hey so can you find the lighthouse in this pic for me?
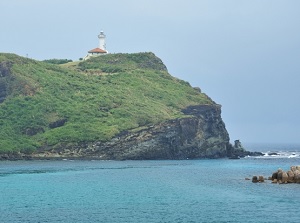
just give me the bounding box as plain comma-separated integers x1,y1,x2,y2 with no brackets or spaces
98,31,106,51
84,31,108,60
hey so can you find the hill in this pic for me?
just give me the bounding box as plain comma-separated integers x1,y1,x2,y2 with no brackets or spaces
0,52,235,160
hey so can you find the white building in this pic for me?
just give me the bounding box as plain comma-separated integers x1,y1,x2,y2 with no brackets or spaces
84,31,108,60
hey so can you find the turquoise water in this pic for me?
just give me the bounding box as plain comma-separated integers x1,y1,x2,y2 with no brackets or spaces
1,158,300,223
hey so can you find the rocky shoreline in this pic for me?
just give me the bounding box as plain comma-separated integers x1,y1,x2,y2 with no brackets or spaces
0,151,264,161
0,144,263,161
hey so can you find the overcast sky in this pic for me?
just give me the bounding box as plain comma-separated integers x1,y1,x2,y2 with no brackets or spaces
1,0,300,144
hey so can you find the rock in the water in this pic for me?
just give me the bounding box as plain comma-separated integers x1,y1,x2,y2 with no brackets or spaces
293,170,300,183
272,172,278,181
261,166,300,184
252,176,258,183
281,172,288,184
258,176,265,183
287,171,295,183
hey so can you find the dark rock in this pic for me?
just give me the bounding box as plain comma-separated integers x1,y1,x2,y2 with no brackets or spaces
0,154,9,160
234,150,264,157
226,139,264,158
268,152,278,156
0,152,30,161
247,151,264,156
227,139,263,158
272,172,278,180
193,87,201,93
252,176,258,183
49,118,67,129
234,140,243,150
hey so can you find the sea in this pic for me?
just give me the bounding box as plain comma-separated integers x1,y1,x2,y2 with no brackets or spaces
0,144,300,223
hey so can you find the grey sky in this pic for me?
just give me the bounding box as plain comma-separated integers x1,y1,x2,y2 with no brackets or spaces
1,0,300,144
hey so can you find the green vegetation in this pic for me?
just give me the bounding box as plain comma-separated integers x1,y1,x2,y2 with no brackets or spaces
0,52,213,153
43,59,73,65
78,52,167,73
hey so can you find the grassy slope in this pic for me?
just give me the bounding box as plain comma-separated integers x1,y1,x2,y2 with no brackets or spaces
0,52,213,153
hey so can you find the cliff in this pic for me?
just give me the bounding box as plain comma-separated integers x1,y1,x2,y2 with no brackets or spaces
31,105,231,160
0,52,238,160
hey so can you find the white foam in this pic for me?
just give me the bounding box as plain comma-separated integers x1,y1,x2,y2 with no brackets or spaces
252,151,300,159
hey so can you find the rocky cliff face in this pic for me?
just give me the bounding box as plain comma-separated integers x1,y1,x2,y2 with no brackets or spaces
32,104,233,160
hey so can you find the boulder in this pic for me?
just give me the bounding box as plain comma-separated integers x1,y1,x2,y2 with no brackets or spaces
293,170,300,177
49,118,67,129
258,176,264,183
277,171,283,182
291,166,296,172
282,172,288,184
295,173,300,183
272,172,278,181
252,176,259,183
287,171,295,183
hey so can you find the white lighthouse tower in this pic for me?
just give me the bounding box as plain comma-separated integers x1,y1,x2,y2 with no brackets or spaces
98,31,106,51
84,31,108,60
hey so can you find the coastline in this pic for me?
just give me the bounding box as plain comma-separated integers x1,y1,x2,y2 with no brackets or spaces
3,143,300,162
0,150,264,161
